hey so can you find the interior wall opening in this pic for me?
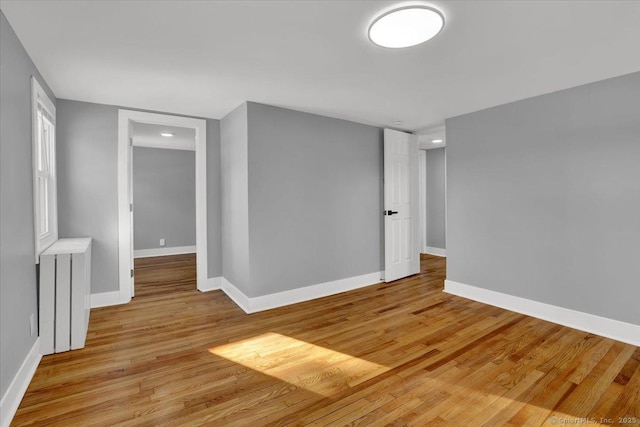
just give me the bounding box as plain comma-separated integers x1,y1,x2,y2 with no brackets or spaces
131,122,197,295
117,109,208,303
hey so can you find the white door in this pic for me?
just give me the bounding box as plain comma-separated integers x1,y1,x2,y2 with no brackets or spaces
384,129,419,282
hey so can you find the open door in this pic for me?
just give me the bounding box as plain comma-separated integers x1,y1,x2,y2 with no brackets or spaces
384,129,419,282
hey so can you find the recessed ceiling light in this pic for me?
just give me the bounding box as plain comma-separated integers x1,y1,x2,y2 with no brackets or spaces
368,6,445,49
161,133,174,137
432,139,443,143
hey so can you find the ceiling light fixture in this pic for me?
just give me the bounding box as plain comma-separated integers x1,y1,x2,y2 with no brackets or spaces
432,139,443,143
393,119,404,125
161,133,174,137
368,6,444,49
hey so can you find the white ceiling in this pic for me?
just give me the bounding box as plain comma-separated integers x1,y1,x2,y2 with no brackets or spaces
131,122,195,151
2,1,639,131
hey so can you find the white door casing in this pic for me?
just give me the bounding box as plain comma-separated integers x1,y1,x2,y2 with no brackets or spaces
419,150,427,254
128,132,135,297
384,129,420,282
117,110,207,303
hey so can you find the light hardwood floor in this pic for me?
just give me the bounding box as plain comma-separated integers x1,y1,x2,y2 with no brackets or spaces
12,254,640,426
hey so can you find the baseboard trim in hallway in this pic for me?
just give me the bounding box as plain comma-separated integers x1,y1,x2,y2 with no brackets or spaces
133,246,196,259
423,246,446,257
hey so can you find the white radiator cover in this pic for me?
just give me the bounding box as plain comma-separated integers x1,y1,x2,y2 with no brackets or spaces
39,238,92,355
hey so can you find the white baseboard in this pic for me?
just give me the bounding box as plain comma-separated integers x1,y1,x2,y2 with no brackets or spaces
423,246,446,257
91,290,127,308
444,280,640,347
0,338,41,427
220,272,383,314
200,276,222,292
221,278,252,312
133,245,196,258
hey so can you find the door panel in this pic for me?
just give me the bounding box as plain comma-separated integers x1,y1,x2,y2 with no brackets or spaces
384,129,419,282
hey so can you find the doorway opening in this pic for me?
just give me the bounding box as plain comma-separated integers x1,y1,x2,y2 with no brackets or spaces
417,125,447,259
117,110,207,303
131,122,197,295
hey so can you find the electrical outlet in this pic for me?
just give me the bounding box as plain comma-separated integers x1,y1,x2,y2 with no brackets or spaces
30,313,36,336
159,238,166,247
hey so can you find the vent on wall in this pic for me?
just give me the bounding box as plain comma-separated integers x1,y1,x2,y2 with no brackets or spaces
39,238,92,354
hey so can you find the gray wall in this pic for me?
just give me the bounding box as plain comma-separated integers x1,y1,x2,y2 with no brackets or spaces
446,71,640,326
0,11,56,397
220,103,251,293
425,147,446,250
133,147,196,250
246,102,384,297
207,120,222,278
57,100,223,294
57,100,120,295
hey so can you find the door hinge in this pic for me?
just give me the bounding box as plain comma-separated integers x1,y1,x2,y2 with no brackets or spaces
130,203,133,212
130,269,135,278
129,137,133,146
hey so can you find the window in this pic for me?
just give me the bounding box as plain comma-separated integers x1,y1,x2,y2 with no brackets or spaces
32,77,58,261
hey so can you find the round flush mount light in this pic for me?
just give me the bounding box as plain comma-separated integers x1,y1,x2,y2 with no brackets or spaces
161,133,174,137
368,5,445,48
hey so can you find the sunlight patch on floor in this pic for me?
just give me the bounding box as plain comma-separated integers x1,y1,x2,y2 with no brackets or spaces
209,332,389,397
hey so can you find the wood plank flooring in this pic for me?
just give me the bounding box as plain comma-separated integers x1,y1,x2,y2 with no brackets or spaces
12,254,640,426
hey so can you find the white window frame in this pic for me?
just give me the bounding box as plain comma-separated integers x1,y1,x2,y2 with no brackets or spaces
32,76,58,262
